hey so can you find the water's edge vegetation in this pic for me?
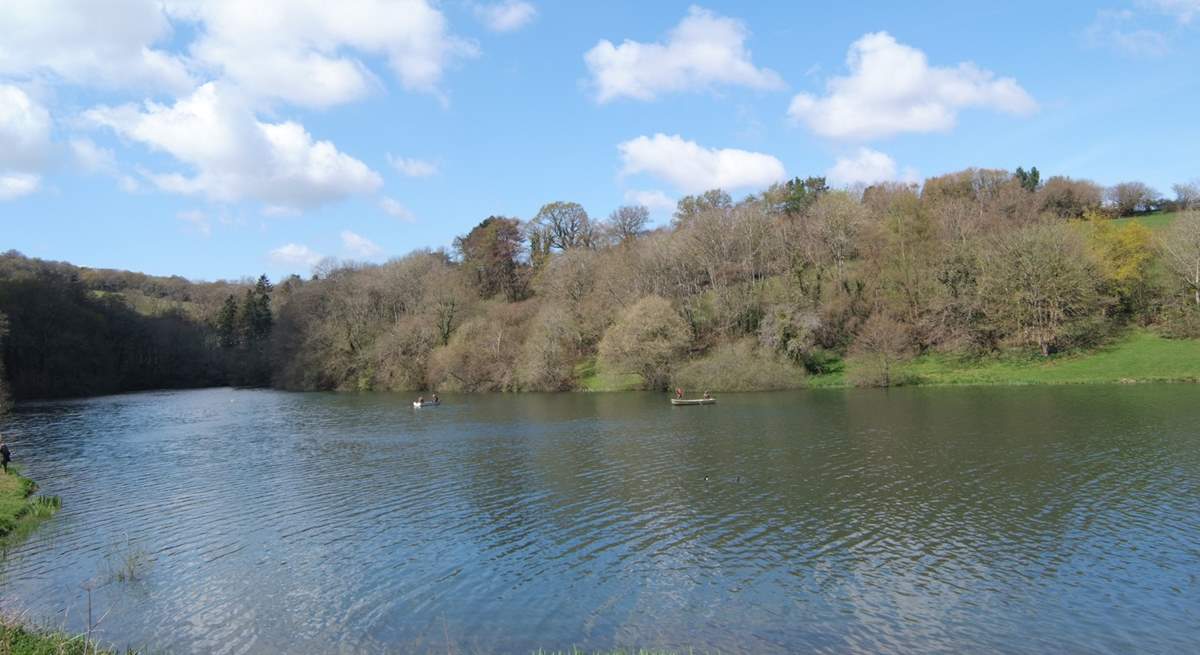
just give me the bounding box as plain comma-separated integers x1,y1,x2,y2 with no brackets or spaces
2,173,1200,407
0,468,59,548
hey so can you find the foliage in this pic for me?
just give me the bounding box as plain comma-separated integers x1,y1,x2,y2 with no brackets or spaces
976,223,1109,356
1014,165,1041,192
598,296,691,390
454,216,529,300
673,339,806,391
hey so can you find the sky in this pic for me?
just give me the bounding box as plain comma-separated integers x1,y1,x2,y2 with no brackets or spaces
2,0,1199,281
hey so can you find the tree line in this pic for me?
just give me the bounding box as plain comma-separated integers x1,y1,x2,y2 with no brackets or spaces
2,168,1200,405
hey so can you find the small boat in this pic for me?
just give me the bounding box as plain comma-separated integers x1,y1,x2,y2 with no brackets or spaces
671,398,715,406
413,400,440,408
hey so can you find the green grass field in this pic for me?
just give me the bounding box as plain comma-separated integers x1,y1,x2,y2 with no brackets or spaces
896,330,1200,386
574,359,645,392
1113,211,1180,231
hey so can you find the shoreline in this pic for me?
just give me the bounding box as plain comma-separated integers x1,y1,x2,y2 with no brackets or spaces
0,467,59,548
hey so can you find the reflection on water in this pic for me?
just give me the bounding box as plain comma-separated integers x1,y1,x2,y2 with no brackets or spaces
1,387,1198,653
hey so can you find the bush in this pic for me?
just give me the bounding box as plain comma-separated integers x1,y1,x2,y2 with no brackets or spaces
598,296,691,390
673,339,806,391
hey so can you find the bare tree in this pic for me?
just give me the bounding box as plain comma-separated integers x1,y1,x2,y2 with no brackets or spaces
606,205,649,244
529,201,594,251
1159,211,1200,306
1173,180,1200,210
1106,181,1160,216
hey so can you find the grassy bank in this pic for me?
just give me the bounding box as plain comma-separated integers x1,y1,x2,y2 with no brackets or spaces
809,330,1200,388
0,468,60,546
0,617,120,655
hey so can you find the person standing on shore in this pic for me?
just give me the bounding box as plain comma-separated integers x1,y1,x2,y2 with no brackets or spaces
0,436,10,474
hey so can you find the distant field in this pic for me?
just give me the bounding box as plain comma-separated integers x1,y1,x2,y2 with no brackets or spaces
1114,211,1180,231
896,330,1200,386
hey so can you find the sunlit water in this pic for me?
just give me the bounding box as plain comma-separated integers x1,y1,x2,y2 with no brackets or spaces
1,387,1198,654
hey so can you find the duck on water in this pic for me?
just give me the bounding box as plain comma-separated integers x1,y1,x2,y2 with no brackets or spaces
413,393,440,408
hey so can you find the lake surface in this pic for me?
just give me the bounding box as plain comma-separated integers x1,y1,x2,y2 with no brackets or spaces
1,386,1198,654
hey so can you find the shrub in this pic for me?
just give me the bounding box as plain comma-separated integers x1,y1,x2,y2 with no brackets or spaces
673,339,806,391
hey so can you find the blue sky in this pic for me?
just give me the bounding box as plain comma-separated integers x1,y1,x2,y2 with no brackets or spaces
2,0,1198,281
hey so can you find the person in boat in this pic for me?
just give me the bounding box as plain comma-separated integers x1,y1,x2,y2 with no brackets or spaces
416,395,424,405
675,387,684,399
432,393,439,404
703,391,711,400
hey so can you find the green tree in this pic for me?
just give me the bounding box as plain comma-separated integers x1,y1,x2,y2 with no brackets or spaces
216,295,239,348
977,223,1107,356
598,296,691,390
774,176,829,215
1015,166,1041,192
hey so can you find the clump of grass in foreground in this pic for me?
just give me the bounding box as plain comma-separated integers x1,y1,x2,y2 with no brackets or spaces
0,467,61,547
0,615,123,655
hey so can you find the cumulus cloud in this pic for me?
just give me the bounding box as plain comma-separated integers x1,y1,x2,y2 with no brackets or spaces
788,32,1036,140
387,154,438,177
1140,0,1200,23
0,0,193,92
177,209,211,237
474,1,537,32
70,138,117,173
269,243,323,268
341,230,384,258
165,0,476,107
618,133,785,194
379,196,416,222
85,83,382,211
624,189,676,213
826,148,918,188
584,6,784,103
0,85,51,200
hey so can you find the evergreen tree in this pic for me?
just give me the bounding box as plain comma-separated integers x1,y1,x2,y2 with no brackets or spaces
216,295,239,348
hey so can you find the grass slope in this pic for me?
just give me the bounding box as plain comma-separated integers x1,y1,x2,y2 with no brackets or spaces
1113,211,1179,231
574,359,644,392
900,330,1200,386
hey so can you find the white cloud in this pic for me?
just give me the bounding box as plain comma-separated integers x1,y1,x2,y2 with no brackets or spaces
0,85,51,200
341,230,384,258
826,148,918,187
618,133,785,194
1140,0,1200,23
387,154,438,177
788,32,1036,140
584,6,784,103
623,189,676,213
70,138,117,174
0,174,40,200
269,243,323,268
379,196,416,222
86,83,382,211
1085,10,1169,57
474,1,537,33
0,0,193,92
165,0,477,107
177,209,211,237
0,85,52,173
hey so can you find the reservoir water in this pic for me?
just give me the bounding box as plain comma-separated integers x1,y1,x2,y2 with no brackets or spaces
1,386,1198,653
